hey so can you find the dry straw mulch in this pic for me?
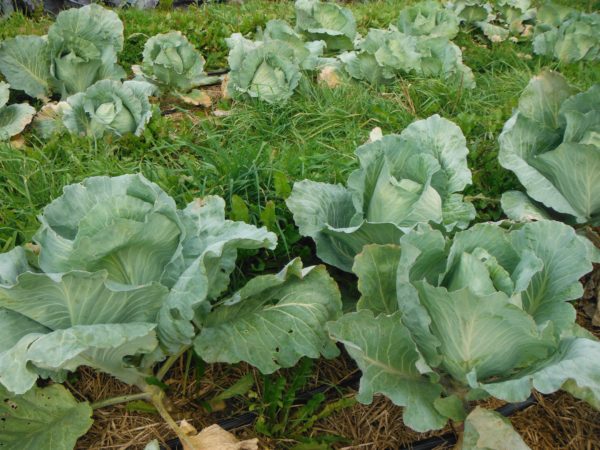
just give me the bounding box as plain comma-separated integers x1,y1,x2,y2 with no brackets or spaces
74,267,600,449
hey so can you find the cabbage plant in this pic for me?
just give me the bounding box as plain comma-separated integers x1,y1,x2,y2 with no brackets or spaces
136,31,218,94
287,115,475,271
0,81,36,141
449,0,536,42
0,174,342,446
499,71,600,225
62,79,156,138
328,220,600,444
257,19,326,71
533,5,600,63
396,0,460,40
295,0,357,52
340,27,474,87
225,33,302,104
0,4,125,100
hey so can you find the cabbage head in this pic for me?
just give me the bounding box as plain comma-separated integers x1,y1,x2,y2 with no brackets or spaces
396,0,460,40
450,0,536,42
0,174,342,397
0,4,125,100
226,33,302,104
63,79,156,138
340,27,474,87
294,0,357,52
138,31,213,93
533,6,600,63
0,81,36,141
328,220,600,443
499,71,600,225
257,19,326,71
287,115,475,271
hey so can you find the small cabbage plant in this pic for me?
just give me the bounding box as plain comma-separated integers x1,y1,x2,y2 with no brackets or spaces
533,4,600,63
450,0,536,42
294,0,357,52
287,115,475,271
225,33,303,104
62,79,156,138
135,31,219,94
396,0,460,40
499,71,600,225
0,81,36,141
0,4,125,100
328,220,600,445
0,174,342,446
340,27,474,87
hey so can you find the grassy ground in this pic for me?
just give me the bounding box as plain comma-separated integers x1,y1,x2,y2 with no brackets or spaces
1,0,600,448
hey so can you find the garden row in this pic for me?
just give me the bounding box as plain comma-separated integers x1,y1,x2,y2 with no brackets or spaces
0,0,599,141
1,64,599,448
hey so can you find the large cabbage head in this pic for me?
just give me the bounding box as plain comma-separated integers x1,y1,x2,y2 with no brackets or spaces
0,81,36,141
139,31,209,93
48,4,126,97
226,33,302,104
396,0,460,39
294,0,357,52
0,4,125,100
499,71,600,225
0,174,342,396
287,115,475,271
328,219,600,441
63,79,156,138
533,7,600,63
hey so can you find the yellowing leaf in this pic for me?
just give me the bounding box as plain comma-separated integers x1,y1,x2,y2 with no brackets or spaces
180,421,259,450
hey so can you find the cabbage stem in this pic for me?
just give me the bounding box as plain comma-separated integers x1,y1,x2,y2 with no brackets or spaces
157,345,191,381
90,392,152,410
151,389,197,449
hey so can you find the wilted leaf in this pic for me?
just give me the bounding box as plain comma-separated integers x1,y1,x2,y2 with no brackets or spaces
180,421,258,450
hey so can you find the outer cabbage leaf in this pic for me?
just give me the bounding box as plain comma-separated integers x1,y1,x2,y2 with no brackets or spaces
226,34,301,104
533,8,600,63
194,258,342,373
327,310,446,431
139,31,212,93
462,407,530,450
63,79,156,137
498,71,600,225
481,337,600,408
0,35,53,100
396,1,459,39
48,4,125,96
287,115,474,271
294,0,356,52
0,384,93,450
0,82,36,141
